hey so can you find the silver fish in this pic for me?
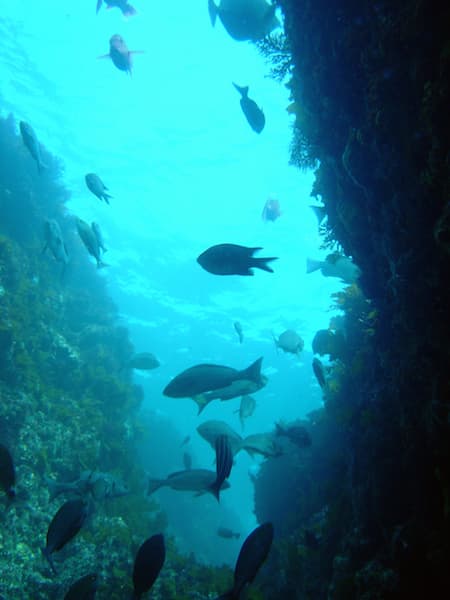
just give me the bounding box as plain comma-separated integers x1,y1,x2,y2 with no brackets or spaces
43,219,69,266
147,469,231,497
20,121,46,174
76,218,108,268
208,0,279,42
306,253,361,283
197,420,243,457
235,395,256,430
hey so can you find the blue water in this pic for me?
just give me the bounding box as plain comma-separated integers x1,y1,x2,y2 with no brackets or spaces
0,2,344,565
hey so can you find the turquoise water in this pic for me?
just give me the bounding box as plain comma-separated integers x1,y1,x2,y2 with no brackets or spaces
1,2,343,564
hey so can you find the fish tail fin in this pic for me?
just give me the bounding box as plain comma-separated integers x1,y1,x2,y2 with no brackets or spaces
147,478,163,495
208,481,221,503
208,0,218,26
232,82,248,97
251,256,278,273
306,257,322,274
240,357,263,383
41,547,56,575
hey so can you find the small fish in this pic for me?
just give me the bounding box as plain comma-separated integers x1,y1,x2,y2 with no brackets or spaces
233,84,265,133
233,321,243,344
91,222,107,254
209,435,233,502
218,527,240,539
195,376,267,414
85,173,112,204
197,421,243,457
0,444,16,499
312,357,326,388
241,433,283,459
272,329,304,355
183,451,192,470
19,121,46,173
197,244,277,276
42,499,88,574
128,352,160,370
76,218,108,268
64,573,98,600
306,253,361,283
235,395,256,430
216,522,274,599
261,198,281,222
132,534,165,600
99,34,142,75
275,423,311,449
96,0,136,17
208,0,279,41
43,219,69,266
45,470,128,502
148,469,230,497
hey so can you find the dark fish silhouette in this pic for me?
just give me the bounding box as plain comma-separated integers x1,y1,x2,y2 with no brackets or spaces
209,435,233,502
0,444,16,499
96,0,136,17
19,121,46,173
163,357,264,406
218,527,240,539
128,352,160,370
216,522,274,599
232,84,265,133
76,218,108,269
183,451,192,470
132,534,165,599
85,173,112,204
43,219,69,268
42,499,88,574
197,244,277,276
64,573,98,599
99,34,142,75
233,321,243,343
91,222,107,254
312,357,326,388
148,469,230,496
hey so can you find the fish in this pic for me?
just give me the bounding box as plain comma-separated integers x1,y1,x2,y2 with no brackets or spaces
147,469,230,496
19,121,46,173
197,244,277,276
96,0,136,17
99,34,142,75
306,252,361,283
218,527,240,539
128,352,160,370
232,84,265,133
195,376,266,413
183,452,192,470
43,219,69,266
241,433,283,459
132,534,165,600
180,435,191,447
163,357,265,413
197,420,243,457
208,0,279,42
76,218,108,268
209,435,233,502
85,173,112,204
261,198,281,222
42,499,88,574
45,470,129,502
216,522,274,599
275,423,312,448
64,573,98,600
91,222,107,254
235,395,256,430
0,444,16,499
234,321,244,344
309,205,326,225
312,357,326,388
272,329,304,355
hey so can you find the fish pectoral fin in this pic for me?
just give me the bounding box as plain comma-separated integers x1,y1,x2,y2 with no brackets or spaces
193,395,211,415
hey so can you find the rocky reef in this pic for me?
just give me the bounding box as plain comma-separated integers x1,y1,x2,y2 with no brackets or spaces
0,114,231,598
254,1,450,597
